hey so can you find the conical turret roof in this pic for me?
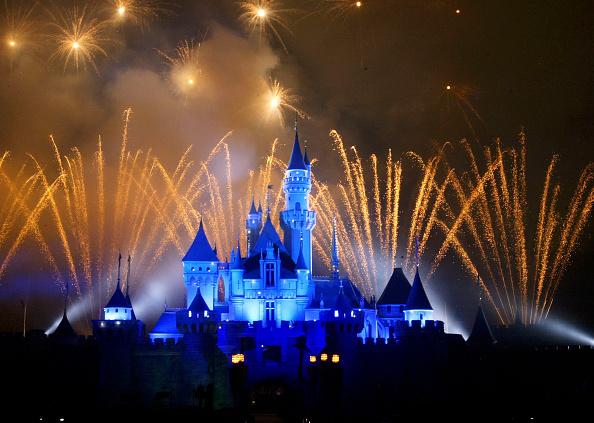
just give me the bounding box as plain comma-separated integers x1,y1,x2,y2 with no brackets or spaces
52,309,77,339
295,243,308,270
287,130,306,170
404,268,433,311
467,303,497,346
182,220,218,262
105,281,129,309
188,286,210,314
377,268,411,305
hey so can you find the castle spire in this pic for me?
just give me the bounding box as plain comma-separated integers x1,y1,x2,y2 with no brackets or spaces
287,123,306,170
331,217,340,278
117,252,122,289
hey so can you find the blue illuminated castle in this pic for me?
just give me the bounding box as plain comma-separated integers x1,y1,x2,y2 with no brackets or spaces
147,125,437,342
89,125,451,415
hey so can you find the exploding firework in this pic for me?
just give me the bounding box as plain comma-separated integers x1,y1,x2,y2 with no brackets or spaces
262,77,309,127
44,1,111,73
237,0,302,54
438,83,483,140
104,0,173,30
157,37,203,104
1,0,43,69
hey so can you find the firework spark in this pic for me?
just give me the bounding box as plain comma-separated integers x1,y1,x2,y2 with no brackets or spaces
45,1,111,73
157,38,203,104
427,133,594,324
438,83,483,140
105,0,173,30
237,0,301,54
310,0,364,20
262,77,309,127
1,0,43,69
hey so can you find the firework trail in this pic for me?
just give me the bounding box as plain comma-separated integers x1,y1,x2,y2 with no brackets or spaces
430,133,594,324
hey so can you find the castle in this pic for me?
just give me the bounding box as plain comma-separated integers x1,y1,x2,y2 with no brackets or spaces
25,125,591,421
87,125,452,411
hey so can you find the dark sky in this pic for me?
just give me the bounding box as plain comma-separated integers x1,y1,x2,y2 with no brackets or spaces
1,0,593,335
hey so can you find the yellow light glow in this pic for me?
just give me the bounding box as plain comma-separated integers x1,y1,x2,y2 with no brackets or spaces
356,1,362,7
446,85,451,90
270,98,279,107
332,354,340,363
231,353,245,364
257,8,266,17
456,9,460,14
119,7,125,15
320,353,328,361
188,79,194,84
73,42,79,48
309,355,317,363
9,41,15,46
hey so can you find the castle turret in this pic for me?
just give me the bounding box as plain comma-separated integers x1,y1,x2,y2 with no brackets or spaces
182,219,220,310
92,255,144,408
403,268,434,326
279,124,317,274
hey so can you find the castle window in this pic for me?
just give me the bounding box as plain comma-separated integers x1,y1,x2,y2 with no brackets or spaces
265,262,275,286
266,301,275,321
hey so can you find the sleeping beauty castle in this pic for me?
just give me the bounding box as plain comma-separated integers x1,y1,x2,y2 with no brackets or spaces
8,125,592,421
85,124,463,418
4,126,591,421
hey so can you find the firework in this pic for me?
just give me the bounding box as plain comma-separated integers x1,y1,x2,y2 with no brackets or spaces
262,77,309,127
237,0,301,54
309,131,453,298
438,83,483,140
427,133,594,324
1,0,43,69
308,0,364,20
45,1,111,73
104,0,173,30
157,38,203,104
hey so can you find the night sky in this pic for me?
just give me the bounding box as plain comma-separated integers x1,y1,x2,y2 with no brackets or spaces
1,0,593,335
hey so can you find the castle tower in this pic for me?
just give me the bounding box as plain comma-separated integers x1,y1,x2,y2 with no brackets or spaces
92,254,144,408
182,219,220,310
279,124,317,274
403,268,434,326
